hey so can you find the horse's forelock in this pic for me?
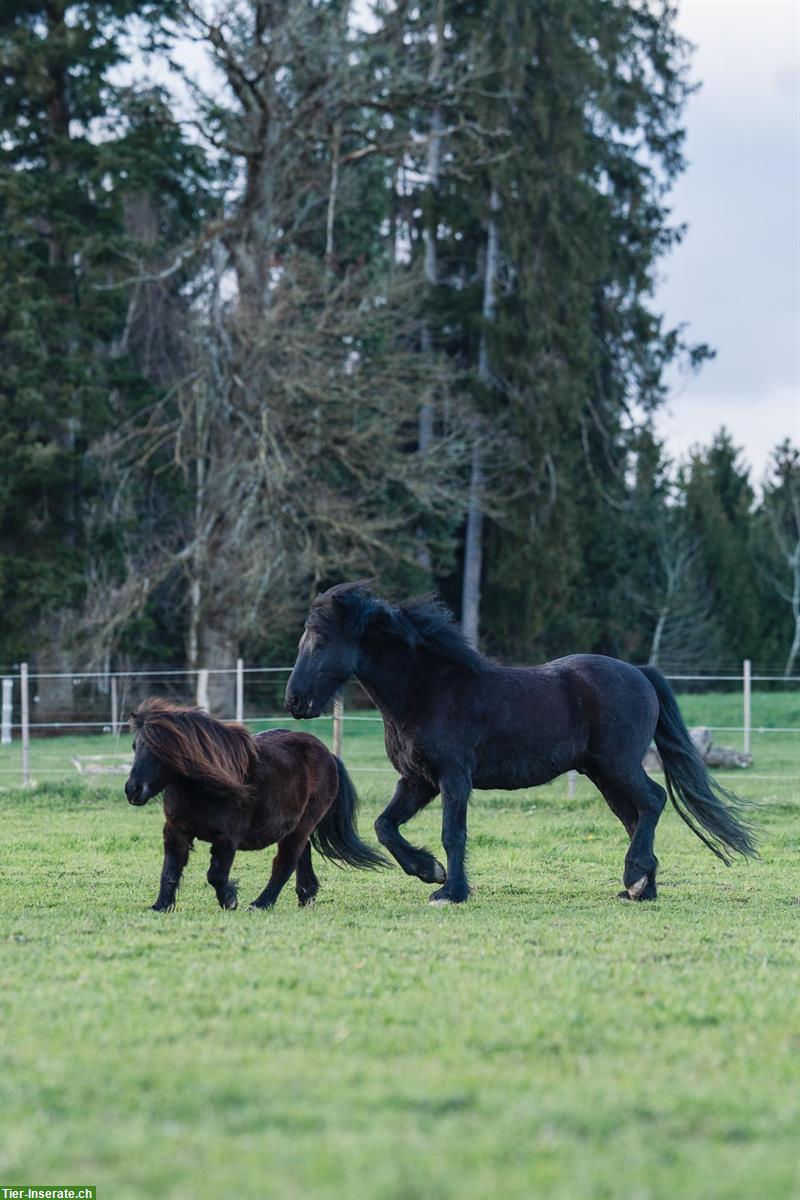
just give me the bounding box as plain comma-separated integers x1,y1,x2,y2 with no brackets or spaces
313,580,377,639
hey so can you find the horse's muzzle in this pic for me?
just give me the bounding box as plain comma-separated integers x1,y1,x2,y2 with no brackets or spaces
125,780,150,806
286,694,318,719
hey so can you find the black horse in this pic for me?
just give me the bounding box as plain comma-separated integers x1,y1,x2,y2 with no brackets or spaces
285,582,757,904
125,698,384,912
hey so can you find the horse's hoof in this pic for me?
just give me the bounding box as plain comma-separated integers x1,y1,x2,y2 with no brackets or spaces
298,896,316,908
429,884,470,905
627,875,649,900
432,860,447,884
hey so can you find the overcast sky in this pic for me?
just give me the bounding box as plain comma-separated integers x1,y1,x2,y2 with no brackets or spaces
654,0,800,478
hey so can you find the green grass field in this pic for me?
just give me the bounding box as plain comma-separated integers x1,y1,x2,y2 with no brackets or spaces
1,694,798,1200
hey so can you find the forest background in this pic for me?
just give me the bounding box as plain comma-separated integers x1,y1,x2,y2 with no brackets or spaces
2,0,798,716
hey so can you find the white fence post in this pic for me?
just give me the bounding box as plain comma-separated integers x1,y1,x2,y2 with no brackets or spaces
567,769,576,798
236,658,244,723
196,668,209,711
743,658,751,755
333,695,343,758
20,662,30,785
110,675,119,736
1,677,12,745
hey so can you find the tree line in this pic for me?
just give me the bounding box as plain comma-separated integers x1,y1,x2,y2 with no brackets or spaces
1,0,798,693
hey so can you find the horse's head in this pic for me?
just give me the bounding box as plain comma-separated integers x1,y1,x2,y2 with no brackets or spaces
125,733,170,805
285,582,372,718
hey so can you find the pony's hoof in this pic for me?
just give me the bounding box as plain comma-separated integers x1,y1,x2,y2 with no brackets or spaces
429,896,452,906
151,902,175,913
298,896,316,908
626,875,649,900
432,860,447,884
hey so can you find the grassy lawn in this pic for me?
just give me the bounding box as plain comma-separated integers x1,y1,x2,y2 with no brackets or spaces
1,695,798,1200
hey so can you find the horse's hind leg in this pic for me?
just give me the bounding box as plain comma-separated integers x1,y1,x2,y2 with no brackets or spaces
374,777,444,885
295,842,319,907
250,831,309,910
207,839,238,910
590,768,666,901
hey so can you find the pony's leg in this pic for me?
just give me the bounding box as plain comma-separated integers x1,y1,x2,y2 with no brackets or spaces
207,839,238,910
152,822,193,912
593,769,666,901
429,769,471,905
295,842,319,907
250,831,309,910
374,777,444,884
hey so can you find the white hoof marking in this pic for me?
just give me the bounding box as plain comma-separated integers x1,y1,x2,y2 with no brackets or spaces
627,875,649,900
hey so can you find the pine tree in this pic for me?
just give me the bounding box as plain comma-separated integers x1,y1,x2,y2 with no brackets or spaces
681,430,764,665
423,0,710,655
0,1,198,662
756,441,800,675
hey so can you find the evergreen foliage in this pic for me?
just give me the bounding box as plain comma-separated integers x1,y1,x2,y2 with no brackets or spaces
0,1,793,676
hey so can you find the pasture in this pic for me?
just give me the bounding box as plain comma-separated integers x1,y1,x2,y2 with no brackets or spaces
1,693,798,1200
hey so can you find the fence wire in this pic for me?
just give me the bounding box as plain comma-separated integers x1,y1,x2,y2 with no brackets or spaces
1,659,798,787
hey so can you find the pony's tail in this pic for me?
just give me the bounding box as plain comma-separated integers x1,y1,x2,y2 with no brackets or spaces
311,757,388,869
639,665,758,864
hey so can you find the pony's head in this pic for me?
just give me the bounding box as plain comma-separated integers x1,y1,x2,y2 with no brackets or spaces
285,580,481,718
126,698,255,806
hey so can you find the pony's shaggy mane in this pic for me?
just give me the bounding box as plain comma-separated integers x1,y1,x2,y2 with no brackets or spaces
131,698,256,804
313,581,484,674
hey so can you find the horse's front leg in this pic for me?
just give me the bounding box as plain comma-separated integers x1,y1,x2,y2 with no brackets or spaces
152,822,193,912
249,831,308,911
430,769,472,905
207,839,238,910
374,777,443,884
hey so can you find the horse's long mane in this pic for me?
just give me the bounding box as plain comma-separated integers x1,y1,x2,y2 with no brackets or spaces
316,581,484,674
131,698,256,804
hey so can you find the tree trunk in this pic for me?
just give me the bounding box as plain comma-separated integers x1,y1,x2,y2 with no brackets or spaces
785,551,800,676
648,606,668,666
462,184,500,646
786,609,800,677
199,624,239,716
417,0,445,573
34,648,74,725
325,119,341,273
644,727,752,771
462,443,485,646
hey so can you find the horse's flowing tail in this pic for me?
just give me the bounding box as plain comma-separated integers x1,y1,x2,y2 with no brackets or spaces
639,665,758,865
311,757,388,869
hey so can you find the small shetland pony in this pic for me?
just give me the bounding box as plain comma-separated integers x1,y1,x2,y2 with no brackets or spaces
285,582,758,905
125,698,385,912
